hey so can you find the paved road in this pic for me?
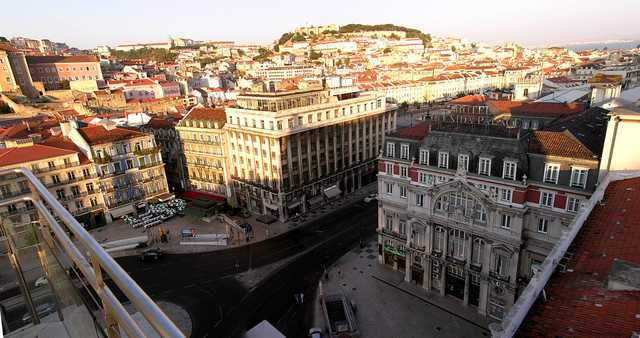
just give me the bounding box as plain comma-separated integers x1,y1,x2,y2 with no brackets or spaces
116,200,378,337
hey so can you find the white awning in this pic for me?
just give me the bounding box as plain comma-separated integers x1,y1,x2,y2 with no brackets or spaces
324,185,341,200
109,204,135,219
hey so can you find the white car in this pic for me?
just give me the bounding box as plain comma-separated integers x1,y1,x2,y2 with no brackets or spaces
35,276,48,288
309,327,322,338
363,194,377,203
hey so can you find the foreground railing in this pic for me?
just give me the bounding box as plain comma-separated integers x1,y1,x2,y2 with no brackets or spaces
0,167,185,338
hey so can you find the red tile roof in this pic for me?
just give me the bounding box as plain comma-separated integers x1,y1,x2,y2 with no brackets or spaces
449,95,487,106
77,125,146,145
520,177,640,337
387,122,430,140
528,130,597,160
41,135,90,164
0,144,77,167
489,101,585,119
183,107,226,123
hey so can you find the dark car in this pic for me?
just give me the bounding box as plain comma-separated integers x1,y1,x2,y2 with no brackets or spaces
139,249,164,262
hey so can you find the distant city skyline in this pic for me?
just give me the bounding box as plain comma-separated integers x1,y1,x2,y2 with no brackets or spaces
3,0,639,49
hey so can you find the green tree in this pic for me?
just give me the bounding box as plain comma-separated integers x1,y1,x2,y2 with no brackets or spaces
291,33,307,42
0,101,13,114
111,48,176,62
0,36,8,43
389,33,401,40
253,48,274,62
309,50,323,60
383,47,392,54
399,102,409,113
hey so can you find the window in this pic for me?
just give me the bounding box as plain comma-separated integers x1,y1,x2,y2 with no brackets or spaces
458,154,469,171
494,253,509,277
448,229,466,260
419,149,429,165
438,151,449,169
499,189,512,203
503,161,517,180
418,172,428,183
433,227,445,252
386,143,395,157
399,221,406,235
570,167,588,188
400,144,409,159
399,185,407,198
544,163,560,184
385,163,393,175
399,166,408,178
540,191,554,207
501,214,511,229
537,218,549,234
567,197,580,213
472,239,484,266
415,193,424,207
385,215,393,231
385,182,393,195
52,175,60,184
478,157,491,175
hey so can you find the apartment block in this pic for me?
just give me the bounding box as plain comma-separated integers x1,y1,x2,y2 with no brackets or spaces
175,107,230,198
26,55,103,90
60,122,171,221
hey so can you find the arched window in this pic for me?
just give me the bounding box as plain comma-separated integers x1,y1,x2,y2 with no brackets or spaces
434,191,487,224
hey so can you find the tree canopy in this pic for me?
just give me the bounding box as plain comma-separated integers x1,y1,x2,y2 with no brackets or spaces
253,47,274,62
339,24,431,46
111,48,176,62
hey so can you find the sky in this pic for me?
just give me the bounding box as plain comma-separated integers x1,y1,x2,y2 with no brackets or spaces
2,0,639,49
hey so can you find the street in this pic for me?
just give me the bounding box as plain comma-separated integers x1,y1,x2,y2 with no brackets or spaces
116,199,378,337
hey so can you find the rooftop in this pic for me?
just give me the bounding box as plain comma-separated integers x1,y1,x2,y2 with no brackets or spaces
489,101,586,119
387,122,430,140
449,95,488,106
0,144,77,167
77,125,147,145
182,107,226,123
528,130,597,160
519,177,640,337
26,55,99,64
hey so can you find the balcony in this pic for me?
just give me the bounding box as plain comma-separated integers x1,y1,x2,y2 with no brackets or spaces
0,188,32,201
139,161,164,170
379,228,408,241
0,167,185,337
32,161,81,174
133,146,161,156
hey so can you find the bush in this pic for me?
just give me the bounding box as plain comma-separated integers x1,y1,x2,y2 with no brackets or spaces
0,101,12,114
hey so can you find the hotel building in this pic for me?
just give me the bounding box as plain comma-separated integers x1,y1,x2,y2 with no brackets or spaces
224,85,397,221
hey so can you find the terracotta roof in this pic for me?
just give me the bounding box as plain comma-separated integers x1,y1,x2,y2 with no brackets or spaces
489,101,585,119
519,177,640,337
0,144,77,167
528,130,596,159
183,107,226,123
387,122,430,140
77,125,147,145
146,118,175,129
41,135,90,164
26,55,99,64
449,95,487,106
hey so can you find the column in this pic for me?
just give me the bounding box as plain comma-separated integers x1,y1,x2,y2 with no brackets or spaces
348,122,353,167
316,129,322,178
405,254,411,282
463,272,470,306
423,258,431,290
439,266,446,296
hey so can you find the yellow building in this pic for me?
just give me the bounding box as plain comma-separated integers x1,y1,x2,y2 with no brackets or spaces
60,122,172,221
175,107,229,198
0,138,106,228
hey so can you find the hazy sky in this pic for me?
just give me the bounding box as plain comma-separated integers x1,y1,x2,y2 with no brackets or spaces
2,0,639,49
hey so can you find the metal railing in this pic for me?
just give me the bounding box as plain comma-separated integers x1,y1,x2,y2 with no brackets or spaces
0,167,185,338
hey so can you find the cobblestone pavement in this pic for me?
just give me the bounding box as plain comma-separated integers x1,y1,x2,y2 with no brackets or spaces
312,237,491,338
91,182,379,256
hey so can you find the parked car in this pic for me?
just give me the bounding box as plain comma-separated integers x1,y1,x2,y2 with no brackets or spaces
363,194,377,203
139,249,164,262
309,327,322,338
34,276,48,288
22,303,56,323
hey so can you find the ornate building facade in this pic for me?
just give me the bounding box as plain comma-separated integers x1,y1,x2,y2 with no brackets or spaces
377,108,606,321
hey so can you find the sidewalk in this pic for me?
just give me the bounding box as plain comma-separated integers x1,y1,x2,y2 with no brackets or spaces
312,236,490,338
94,182,379,257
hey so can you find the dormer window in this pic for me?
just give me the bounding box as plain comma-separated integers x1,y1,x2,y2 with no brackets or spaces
438,151,449,169
386,143,395,157
458,154,469,171
478,157,491,176
400,144,409,160
503,161,517,180
419,149,429,165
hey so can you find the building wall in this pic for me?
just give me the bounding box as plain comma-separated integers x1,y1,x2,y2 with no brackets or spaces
599,109,640,181
377,129,595,321
0,51,18,92
28,61,103,90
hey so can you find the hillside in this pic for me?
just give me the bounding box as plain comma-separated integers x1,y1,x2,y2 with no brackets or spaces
275,23,431,49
